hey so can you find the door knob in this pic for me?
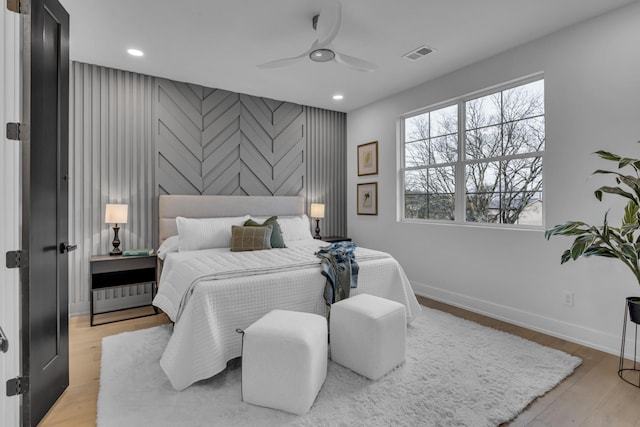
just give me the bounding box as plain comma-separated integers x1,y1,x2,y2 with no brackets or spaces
59,242,78,254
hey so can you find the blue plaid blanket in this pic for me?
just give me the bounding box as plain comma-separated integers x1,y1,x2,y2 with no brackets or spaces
315,241,359,305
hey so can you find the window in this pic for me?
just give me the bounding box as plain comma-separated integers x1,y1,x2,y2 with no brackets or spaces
401,78,544,226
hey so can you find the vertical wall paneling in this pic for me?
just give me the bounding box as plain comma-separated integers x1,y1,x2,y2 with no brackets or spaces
69,62,156,315
69,62,346,315
305,107,347,236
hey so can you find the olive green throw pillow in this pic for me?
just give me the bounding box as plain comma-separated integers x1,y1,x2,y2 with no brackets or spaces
230,225,273,252
244,216,286,248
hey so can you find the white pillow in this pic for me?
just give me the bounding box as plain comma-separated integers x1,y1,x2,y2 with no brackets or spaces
157,235,179,260
176,215,250,251
278,215,313,243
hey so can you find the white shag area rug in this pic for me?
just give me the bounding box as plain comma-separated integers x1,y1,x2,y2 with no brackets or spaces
98,306,581,427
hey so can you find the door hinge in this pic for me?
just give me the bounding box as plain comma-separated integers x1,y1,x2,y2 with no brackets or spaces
6,0,29,14
6,122,28,141
5,250,26,269
6,376,28,397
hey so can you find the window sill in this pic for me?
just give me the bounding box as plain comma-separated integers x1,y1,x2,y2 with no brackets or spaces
399,218,545,232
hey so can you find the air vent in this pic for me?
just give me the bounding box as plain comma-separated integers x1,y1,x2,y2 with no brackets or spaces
402,45,435,62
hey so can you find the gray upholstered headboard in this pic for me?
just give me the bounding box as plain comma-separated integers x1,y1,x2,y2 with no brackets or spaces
158,195,306,244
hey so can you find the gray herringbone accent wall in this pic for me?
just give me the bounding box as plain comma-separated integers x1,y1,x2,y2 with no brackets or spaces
157,79,305,197
69,62,346,315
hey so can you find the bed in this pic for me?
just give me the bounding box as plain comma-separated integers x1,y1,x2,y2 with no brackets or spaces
153,194,421,390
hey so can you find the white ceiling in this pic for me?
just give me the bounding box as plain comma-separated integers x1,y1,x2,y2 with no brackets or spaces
59,0,636,112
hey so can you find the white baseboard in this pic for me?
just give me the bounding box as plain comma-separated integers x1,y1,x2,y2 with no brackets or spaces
411,281,623,358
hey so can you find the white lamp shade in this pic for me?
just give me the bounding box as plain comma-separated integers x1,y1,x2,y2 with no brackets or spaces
105,204,128,224
310,203,325,219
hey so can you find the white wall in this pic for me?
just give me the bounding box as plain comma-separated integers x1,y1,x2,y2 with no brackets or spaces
347,2,640,356
1,6,22,427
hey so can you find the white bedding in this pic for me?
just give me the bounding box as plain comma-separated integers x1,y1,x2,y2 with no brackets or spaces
153,239,421,390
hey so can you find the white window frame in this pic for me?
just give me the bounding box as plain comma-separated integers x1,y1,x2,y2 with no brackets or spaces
398,74,545,229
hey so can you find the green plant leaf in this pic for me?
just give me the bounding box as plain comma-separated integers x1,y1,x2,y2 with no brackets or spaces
560,249,572,264
617,175,640,200
602,211,610,238
624,201,639,226
608,231,627,248
594,150,621,162
570,235,596,260
592,169,619,176
620,242,639,263
593,172,640,200
582,246,617,258
621,223,639,242
619,157,638,168
595,186,636,203
545,221,590,239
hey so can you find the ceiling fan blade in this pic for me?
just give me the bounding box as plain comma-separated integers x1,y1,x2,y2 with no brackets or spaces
315,1,342,48
334,51,377,72
257,51,309,69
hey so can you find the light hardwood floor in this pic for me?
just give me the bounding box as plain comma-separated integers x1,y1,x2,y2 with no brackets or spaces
38,307,171,427
38,297,640,427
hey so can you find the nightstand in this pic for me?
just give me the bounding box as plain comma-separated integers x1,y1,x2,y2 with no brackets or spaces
89,254,158,326
320,236,352,243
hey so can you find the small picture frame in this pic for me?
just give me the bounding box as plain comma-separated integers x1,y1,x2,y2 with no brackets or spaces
357,141,378,176
357,182,378,215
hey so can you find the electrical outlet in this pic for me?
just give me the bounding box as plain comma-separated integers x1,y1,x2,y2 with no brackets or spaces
562,291,574,307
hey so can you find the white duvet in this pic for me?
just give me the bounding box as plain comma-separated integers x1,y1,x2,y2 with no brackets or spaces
153,239,421,390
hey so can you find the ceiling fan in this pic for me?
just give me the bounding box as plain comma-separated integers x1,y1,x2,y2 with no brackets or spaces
257,1,377,72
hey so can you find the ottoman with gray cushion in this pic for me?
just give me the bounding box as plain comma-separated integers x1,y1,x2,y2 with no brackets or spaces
241,309,328,415
330,293,406,380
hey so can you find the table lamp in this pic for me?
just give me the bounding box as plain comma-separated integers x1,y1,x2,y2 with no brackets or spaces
105,203,128,255
310,203,325,239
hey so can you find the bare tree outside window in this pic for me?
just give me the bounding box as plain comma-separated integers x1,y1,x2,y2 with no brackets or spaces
402,79,545,226
404,104,458,220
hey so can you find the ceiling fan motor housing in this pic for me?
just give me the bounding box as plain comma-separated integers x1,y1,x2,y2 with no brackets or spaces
310,48,335,62
257,2,376,72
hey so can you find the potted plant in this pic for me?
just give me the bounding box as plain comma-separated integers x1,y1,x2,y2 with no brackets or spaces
545,147,640,323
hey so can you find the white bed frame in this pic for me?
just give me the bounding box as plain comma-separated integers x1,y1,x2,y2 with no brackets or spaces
158,194,305,244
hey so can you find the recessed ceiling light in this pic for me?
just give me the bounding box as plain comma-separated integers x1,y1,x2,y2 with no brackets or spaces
333,94,344,100
127,48,144,57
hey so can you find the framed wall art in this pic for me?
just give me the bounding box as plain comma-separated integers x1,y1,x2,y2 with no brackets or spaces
357,141,378,176
357,182,378,215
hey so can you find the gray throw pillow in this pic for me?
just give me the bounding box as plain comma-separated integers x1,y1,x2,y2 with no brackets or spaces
244,216,286,248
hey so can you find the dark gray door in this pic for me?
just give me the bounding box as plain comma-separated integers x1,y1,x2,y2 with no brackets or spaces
22,0,70,425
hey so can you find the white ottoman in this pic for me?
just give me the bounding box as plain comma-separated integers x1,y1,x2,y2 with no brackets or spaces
330,293,406,380
241,309,328,415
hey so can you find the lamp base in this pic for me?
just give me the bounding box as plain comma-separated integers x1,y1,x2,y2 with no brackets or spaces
313,218,322,240
110,224,122,256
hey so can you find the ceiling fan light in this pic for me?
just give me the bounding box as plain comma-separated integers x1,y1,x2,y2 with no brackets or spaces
309,49,335,63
